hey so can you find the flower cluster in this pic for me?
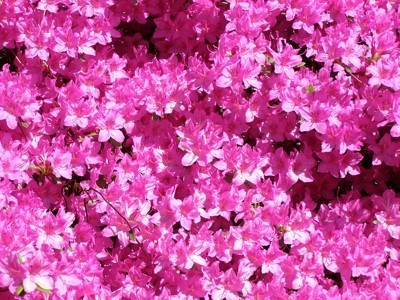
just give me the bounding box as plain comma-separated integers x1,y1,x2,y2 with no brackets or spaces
1,0,400,298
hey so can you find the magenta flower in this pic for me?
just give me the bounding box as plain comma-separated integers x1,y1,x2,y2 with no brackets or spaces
21,249,55,294
97,111,125,143
367,57,400,91
1,0,400,298
48,148,73,179
216,60,261,93
269,44,302,79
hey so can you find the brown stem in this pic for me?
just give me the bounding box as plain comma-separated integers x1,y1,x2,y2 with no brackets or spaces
17,120,28,140
82,190,90,222
86,187,152,261
88,187,136,233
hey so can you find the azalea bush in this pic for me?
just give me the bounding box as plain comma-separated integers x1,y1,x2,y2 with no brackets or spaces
0,0,400,299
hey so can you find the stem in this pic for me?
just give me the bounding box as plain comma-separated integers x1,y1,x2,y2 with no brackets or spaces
82,190,90,222
17,120,28,140
88,187,136,233
85,187,151,262
86,187,152,261
61,192,69,212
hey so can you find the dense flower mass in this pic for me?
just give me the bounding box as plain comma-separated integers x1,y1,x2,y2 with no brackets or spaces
0,0,400,298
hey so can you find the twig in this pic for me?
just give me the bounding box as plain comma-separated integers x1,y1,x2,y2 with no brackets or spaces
86,187,152,261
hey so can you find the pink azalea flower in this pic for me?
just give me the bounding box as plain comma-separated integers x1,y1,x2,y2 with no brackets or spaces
375,203,400,239
214,142,267,186
21,249,55,294
169,238,207,270
63,98,96,129
35,208,74,249
269,44,302,79
97,111,125,143
48,148,73,179
299,100,332,134
216,60,261,93
367,57,400,91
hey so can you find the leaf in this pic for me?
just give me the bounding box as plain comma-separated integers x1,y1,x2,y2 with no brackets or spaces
306,84,314,93
109,137,122,148
261,66,272,73
86,132,98,137
36,285,52,294
129,231,136,242
16,285,24,295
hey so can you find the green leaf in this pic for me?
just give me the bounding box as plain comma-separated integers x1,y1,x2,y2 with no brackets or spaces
306,84,314,93
278,225,286,233
36,285,52,294
129,231,136,242
28,164,41,171
86,132,98,137
261,66,271,73
16,285,24,295
296,62,306,68
109,138,122,148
